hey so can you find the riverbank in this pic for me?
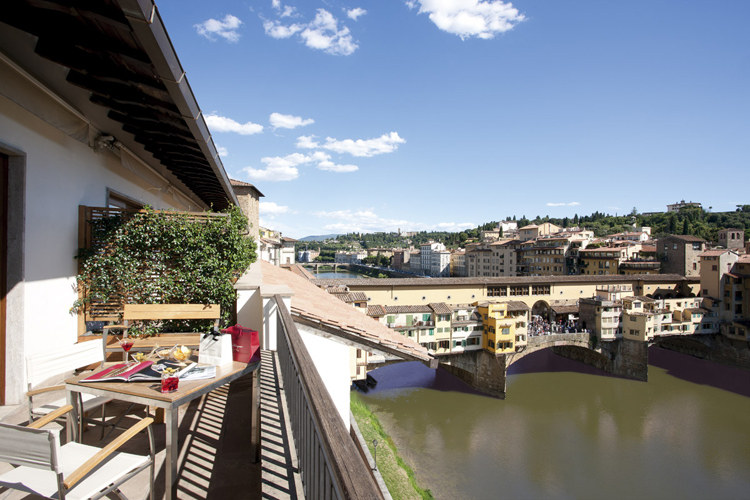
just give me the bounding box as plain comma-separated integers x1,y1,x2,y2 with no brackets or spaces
350,392,433,500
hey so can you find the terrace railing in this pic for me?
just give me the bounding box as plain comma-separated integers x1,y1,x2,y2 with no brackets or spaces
273,295,384,499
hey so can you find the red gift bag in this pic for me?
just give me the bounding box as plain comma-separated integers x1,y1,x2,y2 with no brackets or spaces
221,324,260,363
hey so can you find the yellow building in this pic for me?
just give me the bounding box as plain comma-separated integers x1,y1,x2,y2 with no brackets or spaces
350,347,369,381
579,247,627,275
476,301,517,354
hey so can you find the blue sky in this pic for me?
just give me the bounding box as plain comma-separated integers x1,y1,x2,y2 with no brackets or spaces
158,0,750,239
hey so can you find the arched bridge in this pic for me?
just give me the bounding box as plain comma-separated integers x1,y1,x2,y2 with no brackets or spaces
438,333,648,398
506,333,592,367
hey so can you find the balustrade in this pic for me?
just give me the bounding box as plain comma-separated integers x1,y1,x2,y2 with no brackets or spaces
273,295,383,499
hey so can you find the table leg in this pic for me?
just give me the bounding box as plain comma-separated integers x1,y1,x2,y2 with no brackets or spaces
65,390,80,443
165,407,178,500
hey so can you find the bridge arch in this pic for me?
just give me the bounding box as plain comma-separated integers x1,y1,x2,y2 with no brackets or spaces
507,333,596,368
531,300,550,320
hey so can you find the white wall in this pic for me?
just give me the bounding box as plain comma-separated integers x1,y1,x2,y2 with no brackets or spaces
1,62,205,403
297,324,352,430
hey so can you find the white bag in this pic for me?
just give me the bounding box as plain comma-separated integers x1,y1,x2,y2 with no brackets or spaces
199,331,233,366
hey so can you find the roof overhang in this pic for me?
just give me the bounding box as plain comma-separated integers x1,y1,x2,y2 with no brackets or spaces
0,0,238,210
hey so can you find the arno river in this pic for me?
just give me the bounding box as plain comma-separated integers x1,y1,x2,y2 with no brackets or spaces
359,347,750,499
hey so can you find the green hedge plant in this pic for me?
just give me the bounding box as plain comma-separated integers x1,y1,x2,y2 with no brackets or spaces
72,206,256,333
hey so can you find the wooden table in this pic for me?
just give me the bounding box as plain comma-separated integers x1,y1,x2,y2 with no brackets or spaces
66,360,260,500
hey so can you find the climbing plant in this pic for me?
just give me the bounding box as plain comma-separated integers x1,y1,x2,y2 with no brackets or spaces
72,205,256,331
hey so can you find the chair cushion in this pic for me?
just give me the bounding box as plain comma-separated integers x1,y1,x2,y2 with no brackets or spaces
0,442,150,500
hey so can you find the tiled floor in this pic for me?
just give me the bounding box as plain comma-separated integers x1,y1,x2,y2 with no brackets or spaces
258,350,303,499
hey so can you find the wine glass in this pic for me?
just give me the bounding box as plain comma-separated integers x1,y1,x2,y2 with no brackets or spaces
120,337,135,364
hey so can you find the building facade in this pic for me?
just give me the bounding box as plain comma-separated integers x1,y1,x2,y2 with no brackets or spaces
658,235,707,277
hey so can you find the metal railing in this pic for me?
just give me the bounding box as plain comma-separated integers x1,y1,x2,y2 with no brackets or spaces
274,295,384,500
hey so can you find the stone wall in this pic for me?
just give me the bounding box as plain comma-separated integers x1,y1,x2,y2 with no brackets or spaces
656,334,750,370
554,339,648,381
439,350,507,398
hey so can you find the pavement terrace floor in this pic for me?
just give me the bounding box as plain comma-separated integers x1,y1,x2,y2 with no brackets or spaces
0,350,302,499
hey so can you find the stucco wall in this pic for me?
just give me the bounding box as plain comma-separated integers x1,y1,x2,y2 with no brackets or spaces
298,324,352,430
1,65,204,403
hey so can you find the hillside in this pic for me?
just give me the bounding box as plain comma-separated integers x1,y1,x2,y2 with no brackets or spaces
296,207,750,256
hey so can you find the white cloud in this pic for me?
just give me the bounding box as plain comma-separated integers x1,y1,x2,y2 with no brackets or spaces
296,135,319,149
301,10,358,55
270,112,315,129
436,222,475,230
260,201,290,215
317,160,359,173
407,0,525,40
205,114,263,135
216,145,228,157
546,201,581,207
272,0,296,18
263,20,303,39
347,8,367,20
243,152,320,182
264,9,358,55
243,164,298,182
314,209,411,233
194,14,243,43
321,132,406,157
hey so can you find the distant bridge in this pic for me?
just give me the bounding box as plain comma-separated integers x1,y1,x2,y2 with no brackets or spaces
436,332,740,398
303,262,347,272
304,262,414,278
438,332,647,398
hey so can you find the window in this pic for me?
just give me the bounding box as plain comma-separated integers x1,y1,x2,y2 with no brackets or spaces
107,190,143,210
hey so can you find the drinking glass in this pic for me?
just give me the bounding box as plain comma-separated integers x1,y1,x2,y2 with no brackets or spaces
161,371,179,393
120,337,134,363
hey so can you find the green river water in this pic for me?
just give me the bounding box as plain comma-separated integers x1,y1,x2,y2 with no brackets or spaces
359,347,750,499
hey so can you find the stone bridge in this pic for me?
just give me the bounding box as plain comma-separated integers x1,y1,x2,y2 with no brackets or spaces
506,333,591,368
438,333,648,398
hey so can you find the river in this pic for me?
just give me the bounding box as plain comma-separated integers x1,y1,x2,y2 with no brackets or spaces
311,270,365,279
358,347,750,499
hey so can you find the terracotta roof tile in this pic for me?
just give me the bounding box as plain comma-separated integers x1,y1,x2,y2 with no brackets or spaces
261,261,430,361
428,302,454,315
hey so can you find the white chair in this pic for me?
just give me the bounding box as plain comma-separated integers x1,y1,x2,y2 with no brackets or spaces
27,356,113,439
0,405,155,500
27,383,113,440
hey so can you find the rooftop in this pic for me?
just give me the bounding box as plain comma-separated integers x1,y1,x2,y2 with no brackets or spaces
262,262,431,362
